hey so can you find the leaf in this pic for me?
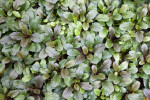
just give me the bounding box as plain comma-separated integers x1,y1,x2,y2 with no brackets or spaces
97,73,106,80
65,60,75,68
51,74,61,87
63,12,74,21
64,43,73,50
146,55,150,63
86,10,98,20
128,94,143,100
19,22,28,31
120,71,130,78
45,47,58,59
119,22,133,31
122,11,134,19
140,7,148,18
135,31,143,43
22,75,31,82
119,61,128,71
83,22,89,31
13,0,21,10
35,75,43,88
76,67,83,79
113,43,120,52
143,89,150,100
74,91,83,100
141,44,148,54
37,8,43,18
90,22,103,32
45,3,54,11
62,87,73,99
100,59,112,71
12,11,21,18
0,36,15,45
32,62,40,72
82,46,88,55
31,34,43,43
9,70,18,80
94,89,101,96
7,90,19,98
61,68,69,78
80,82,93,90
10,32,23,40
113,14,122,20
39,49,48,59
102,81,114,96
46,0,58,4
14,62,23,75
14,95,25,100
13,80,26,89
131,81,140,92
0,94,4,100
99,27,108,38
54,24,61,35
121,77,132,85
67,49,80,56
96,14,109,22
110,93,123,100
92,65,97,74
21,38,29,47
45,92,59,100
12,44,20,56
143,64,150,75
75,55,85,65
0,17,6,24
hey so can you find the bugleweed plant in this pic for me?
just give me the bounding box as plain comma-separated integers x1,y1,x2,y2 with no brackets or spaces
0,0,150,100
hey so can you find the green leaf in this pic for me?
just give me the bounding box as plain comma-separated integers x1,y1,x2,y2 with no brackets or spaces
122,11,134,19
51,73,61,87
90,22,103,32
131,81,140,92
100,59,112,71
0,94,4,100
94,89,101,96
62,87,73,99
96,14,109,22
83,22,89,31
113,14,122,20
119,61,128,71
143,64,150,75
67,49,80,56
135,31,143,43
12,11,21,18
119,22,133,31
86,10,98,20
45,92,59,100
102,81,114,96
13,80,26,89
45,47,58,59
15,95,25,100
99,27,108,38
128,94,143,100
76,67,83,79
22,75,31,82
63,12,74,21
32,62,40,72
65,60,75,68
7,90,19,98
80,82,93,90
39,49,48,59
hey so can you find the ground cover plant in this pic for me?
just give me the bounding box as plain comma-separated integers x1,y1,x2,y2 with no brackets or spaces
0,0,150,100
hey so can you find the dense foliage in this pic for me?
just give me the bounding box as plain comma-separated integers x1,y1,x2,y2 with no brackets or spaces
0,0,150,100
